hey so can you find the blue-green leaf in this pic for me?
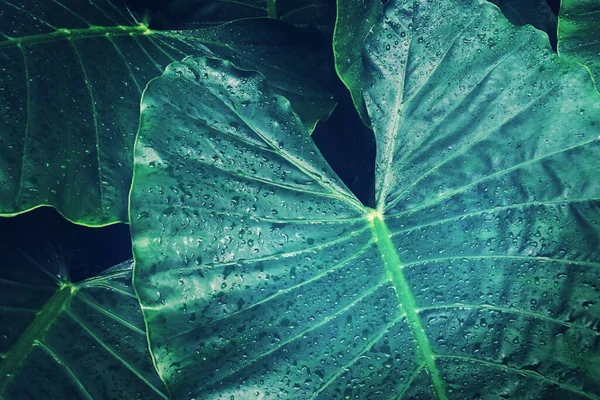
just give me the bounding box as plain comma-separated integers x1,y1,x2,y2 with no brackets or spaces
0,0,335,226
0,239,166,399
131,0,600,398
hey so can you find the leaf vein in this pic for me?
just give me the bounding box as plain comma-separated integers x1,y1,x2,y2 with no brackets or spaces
174,241,374,338
400,254,600,269
388,33,519,179
71,40,104,215
65,310,168,399
37,342,94,400
388,197,600,237
436,354,600,400
385,81,565,212
419,303,599,335
311,314,406,399
78,293,146,336
200,279,387,391
389,137,598,214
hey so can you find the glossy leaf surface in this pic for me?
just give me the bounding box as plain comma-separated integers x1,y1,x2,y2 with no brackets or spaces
131,0,600,398
334,0,559,125
0,0,335,226
558,0,600,87
0,239,165,400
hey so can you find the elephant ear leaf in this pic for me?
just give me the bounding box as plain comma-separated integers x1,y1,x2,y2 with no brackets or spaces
0,0,335,226
558,0,600,89
363,0,600,396
0,232,166,398
130,0,600,398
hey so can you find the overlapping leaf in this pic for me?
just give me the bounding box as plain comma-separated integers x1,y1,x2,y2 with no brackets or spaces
364,0,600,396
558,0,600,87
0,0,335,226
131,0,600,398
490,0,557,43
0,234,165,399
333,0,382,126
334,0,558,128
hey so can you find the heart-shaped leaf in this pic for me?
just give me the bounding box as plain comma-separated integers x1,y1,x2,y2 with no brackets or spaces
0,0,335,226
131,0,600,398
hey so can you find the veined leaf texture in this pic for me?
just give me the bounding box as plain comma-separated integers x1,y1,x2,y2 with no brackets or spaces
130,0,600,398
0,242,167,399
0,0,335,226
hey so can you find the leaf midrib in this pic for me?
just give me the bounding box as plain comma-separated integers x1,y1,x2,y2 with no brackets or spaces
368,204,600,399
0,24,150,49
369,209,447,400
0,283,74,393
0,266,167,399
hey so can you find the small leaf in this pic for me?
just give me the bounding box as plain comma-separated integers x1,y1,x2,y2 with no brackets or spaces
333,0,382,126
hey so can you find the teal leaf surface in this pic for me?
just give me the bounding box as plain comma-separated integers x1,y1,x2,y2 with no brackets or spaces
131,0,600,398
0,0,335,226
0,242,166,400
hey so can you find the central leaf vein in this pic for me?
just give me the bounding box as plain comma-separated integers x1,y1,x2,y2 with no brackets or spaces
370,210,447,400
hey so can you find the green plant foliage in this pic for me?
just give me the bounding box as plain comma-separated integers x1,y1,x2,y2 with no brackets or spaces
129,0,600,398
0,249,166,400
275,0,335,33
333,0,560,128
333,0,382,126
558,0,600,88
0,0,335,226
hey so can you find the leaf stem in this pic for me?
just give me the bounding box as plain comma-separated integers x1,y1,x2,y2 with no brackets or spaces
369,209,447,400
0,24,150,50
267,0,278,18
0,284,75,394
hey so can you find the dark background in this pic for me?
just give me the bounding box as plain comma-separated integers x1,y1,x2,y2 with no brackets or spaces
0,0,563,282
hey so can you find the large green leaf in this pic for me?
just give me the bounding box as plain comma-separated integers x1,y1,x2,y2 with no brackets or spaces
558,0,600,88
131,0,600,398
0,0,335,226
333,0,559,126
0,229,166,399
